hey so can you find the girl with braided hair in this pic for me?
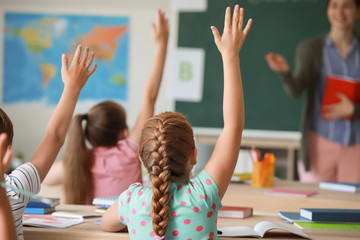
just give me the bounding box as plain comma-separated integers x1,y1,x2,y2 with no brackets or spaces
102,5,252,239
43,9,169,204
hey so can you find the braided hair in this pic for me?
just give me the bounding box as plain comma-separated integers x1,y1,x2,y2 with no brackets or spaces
139,112,195,238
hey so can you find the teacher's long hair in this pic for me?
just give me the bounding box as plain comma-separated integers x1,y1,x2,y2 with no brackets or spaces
138,112,195,238
63,100,127,204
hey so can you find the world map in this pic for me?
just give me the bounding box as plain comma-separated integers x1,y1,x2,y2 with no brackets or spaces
3,13,129,106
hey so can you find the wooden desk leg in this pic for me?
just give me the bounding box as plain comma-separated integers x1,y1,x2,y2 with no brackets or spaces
286,148,295,180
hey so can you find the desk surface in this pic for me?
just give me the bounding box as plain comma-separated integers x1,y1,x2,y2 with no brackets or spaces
24,180,360,240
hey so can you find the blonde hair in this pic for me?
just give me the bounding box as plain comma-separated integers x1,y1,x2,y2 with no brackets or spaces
63,100,127,204
138,112,195,237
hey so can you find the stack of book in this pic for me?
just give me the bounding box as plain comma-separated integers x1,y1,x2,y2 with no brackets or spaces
25,197,60,214
279,208,360,231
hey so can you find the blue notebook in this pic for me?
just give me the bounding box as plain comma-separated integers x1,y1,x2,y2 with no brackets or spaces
26,197,60,208
300,208,360,222
24,207,55,214
278,212,311,223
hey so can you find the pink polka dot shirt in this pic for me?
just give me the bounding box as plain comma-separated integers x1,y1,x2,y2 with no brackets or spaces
117,170,222,240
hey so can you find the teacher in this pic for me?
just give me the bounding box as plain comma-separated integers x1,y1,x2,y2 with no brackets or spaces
265,0,360,183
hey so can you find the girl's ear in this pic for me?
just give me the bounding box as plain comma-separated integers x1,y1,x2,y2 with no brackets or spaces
190,148,197,166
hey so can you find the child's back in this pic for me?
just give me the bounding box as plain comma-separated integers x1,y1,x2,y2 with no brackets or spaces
87,133,142,202
117,168,220,239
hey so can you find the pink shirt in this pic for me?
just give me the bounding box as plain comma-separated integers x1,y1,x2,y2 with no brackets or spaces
86,138,142,204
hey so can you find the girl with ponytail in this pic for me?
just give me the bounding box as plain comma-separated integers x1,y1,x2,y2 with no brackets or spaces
43,9,169,205
102,5,252,239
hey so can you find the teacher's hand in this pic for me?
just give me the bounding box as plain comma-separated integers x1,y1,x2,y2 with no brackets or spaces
265,52,291,74
322,93,355,120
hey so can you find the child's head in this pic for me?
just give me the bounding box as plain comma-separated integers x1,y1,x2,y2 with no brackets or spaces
85,100,127,147
0,108,13,147
62,100,127,204
138,111,196,236
327,0,360,7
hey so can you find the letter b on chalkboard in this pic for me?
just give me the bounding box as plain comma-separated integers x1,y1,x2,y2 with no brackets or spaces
179,61,193,81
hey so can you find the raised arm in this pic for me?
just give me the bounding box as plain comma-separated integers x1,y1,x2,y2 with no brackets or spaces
203,5,252,199
129,9,169,142
30,45,97,182
0,133,16,240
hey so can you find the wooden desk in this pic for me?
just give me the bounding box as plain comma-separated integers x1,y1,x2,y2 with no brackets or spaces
223,180,360,213
24,181,360,240
194,128,301,180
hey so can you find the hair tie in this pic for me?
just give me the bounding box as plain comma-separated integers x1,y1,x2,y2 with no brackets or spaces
154,236,165,240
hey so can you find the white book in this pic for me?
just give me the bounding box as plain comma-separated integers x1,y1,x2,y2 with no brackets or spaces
23,217,83,228
217,221,311,239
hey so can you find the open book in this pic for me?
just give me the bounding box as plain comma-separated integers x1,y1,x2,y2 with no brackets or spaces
217,221,311,239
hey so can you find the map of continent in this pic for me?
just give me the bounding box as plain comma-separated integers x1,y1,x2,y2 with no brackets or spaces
3,13,129,106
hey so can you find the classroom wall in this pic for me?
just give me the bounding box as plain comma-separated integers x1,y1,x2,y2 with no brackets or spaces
0,0,176,163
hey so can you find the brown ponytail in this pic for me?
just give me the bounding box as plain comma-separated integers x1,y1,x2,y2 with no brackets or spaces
63,100,128,204
63,114,88,204
139,112,195,237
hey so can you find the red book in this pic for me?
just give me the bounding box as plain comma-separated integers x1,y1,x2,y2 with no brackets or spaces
322,76,360,121
265,188,316,198
218,206,253,219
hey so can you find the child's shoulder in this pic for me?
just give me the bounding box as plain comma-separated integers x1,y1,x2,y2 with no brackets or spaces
118,182,152,207
7,162,39,179
123,182,151,198
91,137,138,156
191,170,216,187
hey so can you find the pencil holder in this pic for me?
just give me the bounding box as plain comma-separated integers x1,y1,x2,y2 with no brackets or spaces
251,161,274,188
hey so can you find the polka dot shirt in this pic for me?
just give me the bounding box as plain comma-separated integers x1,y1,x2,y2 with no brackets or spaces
117,170,222,240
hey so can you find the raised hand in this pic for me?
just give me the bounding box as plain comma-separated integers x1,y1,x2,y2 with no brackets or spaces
0,134,12,182
152,9,169,48
61,45,97,92
210,5,252,58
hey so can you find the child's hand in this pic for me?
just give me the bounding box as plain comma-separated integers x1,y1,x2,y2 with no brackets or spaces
0,134,12,182
61,45,97,92
211,5,252,59
151,9,169,47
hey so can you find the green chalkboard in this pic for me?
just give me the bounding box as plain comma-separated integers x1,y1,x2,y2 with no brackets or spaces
175,0,331,131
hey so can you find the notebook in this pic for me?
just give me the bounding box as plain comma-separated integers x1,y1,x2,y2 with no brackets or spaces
265,188,316,198
300,208,360,222
322,75,360,121
92,196,118,208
